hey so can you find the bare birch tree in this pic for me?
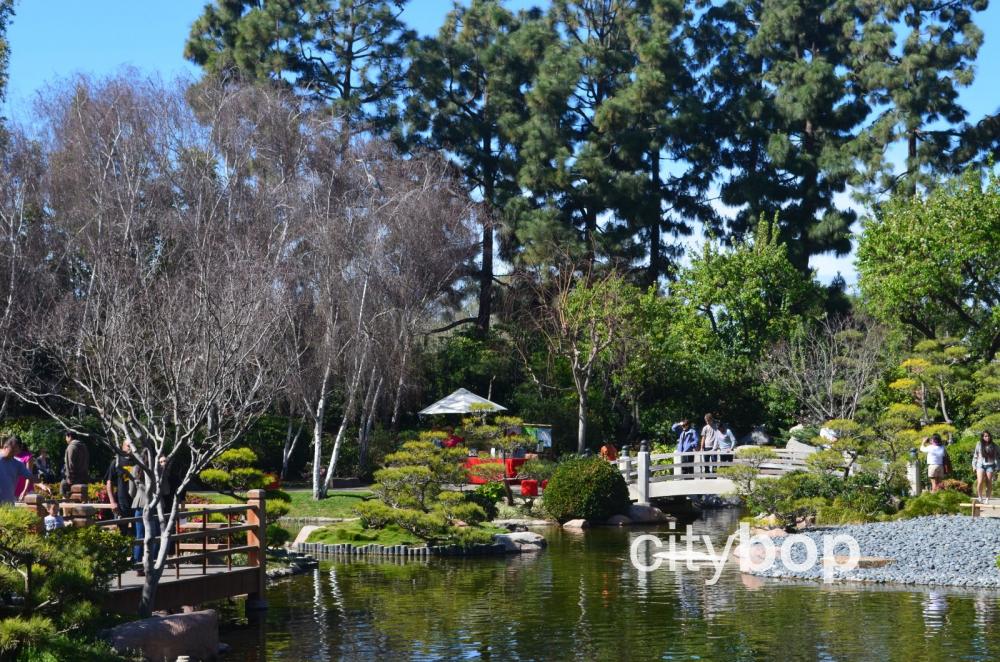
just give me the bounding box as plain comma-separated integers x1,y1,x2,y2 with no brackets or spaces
0,75,298,616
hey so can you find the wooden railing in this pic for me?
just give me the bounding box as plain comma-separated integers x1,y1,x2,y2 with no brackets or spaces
618,448,811,502
16,488,267,610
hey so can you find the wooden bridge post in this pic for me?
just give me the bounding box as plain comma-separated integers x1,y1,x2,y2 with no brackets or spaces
636,443,650,506
673,451,682,477
22,493,47,533
70,483,86,503
246,489,268,610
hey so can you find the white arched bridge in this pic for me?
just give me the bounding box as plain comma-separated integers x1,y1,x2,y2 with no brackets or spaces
618,448,812,502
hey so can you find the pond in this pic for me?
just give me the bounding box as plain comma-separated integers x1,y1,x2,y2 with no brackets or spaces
222,510,1000,660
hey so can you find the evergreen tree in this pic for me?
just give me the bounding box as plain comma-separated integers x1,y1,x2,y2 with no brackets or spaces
513,0,642,268
405,0,548,333
0,0,14,108
858,0,986,196
593,0,711,285
185,0,414,132
695,0,872,271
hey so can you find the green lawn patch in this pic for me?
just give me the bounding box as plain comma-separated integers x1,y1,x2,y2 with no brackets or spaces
191,489,374,519
306,521,422,546
305,520,507,547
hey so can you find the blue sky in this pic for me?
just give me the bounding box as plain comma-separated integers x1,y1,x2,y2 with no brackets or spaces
5,1,1000,285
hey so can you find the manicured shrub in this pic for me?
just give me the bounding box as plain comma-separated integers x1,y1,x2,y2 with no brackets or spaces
266,523,291,548
543,456,630,523
895,489,967,519
465,483,503,521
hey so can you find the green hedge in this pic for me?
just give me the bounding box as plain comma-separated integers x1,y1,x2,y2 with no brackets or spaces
543,456,630,523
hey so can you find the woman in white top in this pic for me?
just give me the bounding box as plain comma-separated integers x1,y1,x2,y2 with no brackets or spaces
919,434,949,493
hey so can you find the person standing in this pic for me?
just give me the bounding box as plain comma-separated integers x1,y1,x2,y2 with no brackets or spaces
599,441,619,462
105,439,134,535
920,434,949,493
0,437,35,506
34,449,55,483
972,431,998,504
12,438,34,500
716,423,737,466
61,430,89,498
671,419,698,475
700,414,719,474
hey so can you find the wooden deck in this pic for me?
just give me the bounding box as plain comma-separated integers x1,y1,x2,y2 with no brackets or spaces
961,500,1000,518
18,488,269,614
107,565,263,615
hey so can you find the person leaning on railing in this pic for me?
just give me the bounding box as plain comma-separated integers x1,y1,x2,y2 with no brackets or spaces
671,419,698,475
715,423,737,466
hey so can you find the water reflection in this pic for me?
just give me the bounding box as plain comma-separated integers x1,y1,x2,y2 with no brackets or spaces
222,511,1000,660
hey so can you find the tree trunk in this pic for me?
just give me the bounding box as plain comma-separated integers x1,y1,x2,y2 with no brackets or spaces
280,414,304,480
576,382,588,455
477,213,493,336
310,363,332,500
322,343,369,493
389,334,411,433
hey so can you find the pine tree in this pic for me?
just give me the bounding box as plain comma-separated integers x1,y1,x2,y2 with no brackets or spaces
858,0,986,196
593,0,710,285
695,0,871,271
404,0,548,333
0,0,14,107
185,0,414,132
513,0,641,269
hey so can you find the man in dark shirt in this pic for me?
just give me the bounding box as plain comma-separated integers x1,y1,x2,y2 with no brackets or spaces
61,431,90,497
105,439,134,534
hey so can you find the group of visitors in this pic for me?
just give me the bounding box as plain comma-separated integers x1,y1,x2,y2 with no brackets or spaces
917,431,998,502
106,438,183,574
0,432,90,537
0,431,90,506
671,414,737,474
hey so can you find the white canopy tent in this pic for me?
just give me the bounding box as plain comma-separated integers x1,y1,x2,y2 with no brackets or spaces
417,388,507,416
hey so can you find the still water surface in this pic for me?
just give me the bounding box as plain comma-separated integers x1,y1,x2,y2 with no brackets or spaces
223,510,1000,660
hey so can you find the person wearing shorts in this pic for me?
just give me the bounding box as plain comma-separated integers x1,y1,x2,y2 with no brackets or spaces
972,431,998,503
920,435,948,493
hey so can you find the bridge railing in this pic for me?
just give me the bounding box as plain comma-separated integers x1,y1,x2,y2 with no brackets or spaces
18,489,266,605
618,447,811,503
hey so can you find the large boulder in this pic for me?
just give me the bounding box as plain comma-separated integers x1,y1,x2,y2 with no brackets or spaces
493,531,548,553
607,514,632,526
784,438,817,455
562,519,590,530
627,504,672,523
107,609,219,661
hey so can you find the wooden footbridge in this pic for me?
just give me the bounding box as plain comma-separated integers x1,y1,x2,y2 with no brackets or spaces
618,447,811,502
17,488,267,615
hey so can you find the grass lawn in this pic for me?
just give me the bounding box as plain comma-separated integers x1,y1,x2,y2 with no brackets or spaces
305,520,507,547
306,521,422,546
191,489,373,519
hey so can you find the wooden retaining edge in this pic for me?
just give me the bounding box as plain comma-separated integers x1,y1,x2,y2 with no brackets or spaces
293,541,508,558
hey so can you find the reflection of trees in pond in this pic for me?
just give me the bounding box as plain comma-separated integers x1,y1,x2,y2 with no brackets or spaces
319,527,1000,660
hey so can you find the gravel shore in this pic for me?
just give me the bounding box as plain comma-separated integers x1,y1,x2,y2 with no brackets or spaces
749,515,1000,589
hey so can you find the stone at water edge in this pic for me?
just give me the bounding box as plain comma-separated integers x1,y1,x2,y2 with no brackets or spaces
627,504,672,523
494,531,547,553
563,519,590,529
107,609,219,661
607,515,632,526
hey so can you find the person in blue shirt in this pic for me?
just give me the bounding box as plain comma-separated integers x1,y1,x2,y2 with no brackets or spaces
0,437,35,505
671,419,698,475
